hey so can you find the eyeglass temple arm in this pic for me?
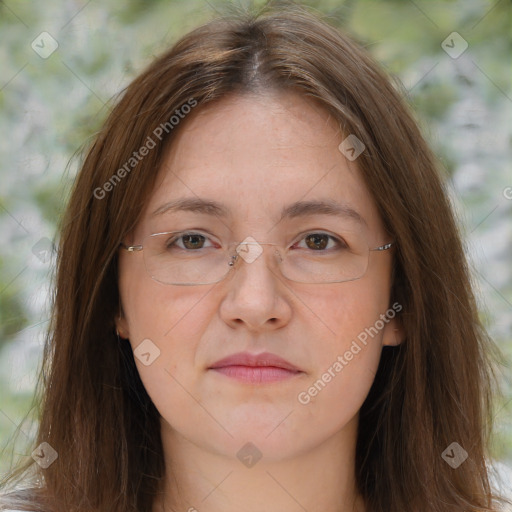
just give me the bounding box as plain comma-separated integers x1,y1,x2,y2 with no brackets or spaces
119,242,143,252
371,241,394,251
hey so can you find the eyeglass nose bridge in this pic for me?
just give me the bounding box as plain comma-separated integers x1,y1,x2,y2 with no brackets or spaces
227,240,283,271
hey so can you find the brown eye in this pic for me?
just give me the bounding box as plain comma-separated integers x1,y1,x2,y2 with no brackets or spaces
181,234,207,250
305,233,329,250
295,232,347,252
165,232,213,251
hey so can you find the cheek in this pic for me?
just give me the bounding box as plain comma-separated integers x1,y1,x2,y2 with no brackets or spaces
122,285,217,431
118,266,213,385
121,266,211,344
293,276,391,422
295,351,379,441
301,272,391,352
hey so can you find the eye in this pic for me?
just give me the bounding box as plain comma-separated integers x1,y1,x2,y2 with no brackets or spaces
293,232,348,251
167,232,216,251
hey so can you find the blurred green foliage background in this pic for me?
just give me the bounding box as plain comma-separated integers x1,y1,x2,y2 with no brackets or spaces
1,0,511,488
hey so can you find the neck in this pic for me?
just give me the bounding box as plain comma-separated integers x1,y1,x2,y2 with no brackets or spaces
154,415,366,512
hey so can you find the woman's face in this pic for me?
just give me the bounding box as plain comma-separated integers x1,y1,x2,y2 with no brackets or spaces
116,91,403,461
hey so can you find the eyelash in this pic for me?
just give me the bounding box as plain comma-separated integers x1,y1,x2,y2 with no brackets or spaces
167,230,348,252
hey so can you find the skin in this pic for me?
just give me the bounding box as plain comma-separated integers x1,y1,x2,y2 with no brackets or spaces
116,91,404,512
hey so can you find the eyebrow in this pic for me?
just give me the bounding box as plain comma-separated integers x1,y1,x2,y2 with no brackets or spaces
151,197,367,226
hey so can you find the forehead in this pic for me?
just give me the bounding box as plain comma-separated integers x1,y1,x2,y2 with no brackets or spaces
139,91,385,236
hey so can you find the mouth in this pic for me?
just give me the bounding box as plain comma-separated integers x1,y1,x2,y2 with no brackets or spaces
208,351,304,384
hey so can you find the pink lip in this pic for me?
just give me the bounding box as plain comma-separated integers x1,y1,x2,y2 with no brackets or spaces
208,352,303,383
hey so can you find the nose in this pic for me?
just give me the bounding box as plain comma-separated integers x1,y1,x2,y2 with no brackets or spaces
218,239,292,332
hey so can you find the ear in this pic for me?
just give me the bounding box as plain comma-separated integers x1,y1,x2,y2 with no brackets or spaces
381,315,405,347
115,306,130,340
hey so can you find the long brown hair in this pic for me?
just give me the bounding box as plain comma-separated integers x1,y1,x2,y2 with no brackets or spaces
1,2,509,511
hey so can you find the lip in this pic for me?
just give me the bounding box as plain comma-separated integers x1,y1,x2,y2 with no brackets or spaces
208,352,303,384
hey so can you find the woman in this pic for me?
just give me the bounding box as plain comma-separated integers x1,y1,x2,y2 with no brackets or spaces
1,2,509,511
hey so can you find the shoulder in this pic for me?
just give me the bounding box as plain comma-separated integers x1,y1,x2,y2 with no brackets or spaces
0,505,38,512
0,490,39,512
0,507,34,512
